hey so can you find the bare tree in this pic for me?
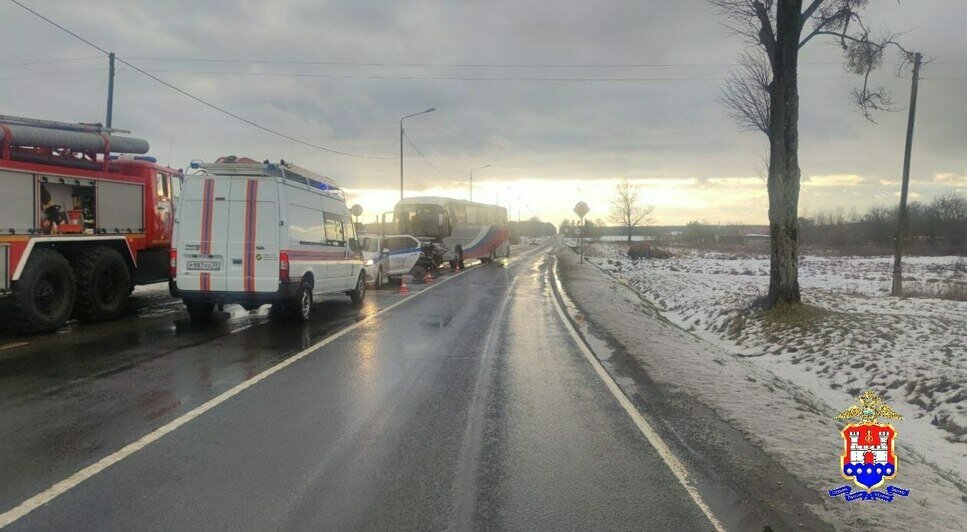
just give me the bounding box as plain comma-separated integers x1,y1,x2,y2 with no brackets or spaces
608,179,654,245
710,0,917,308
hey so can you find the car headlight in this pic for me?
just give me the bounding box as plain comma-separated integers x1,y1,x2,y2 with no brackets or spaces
364,259,375,266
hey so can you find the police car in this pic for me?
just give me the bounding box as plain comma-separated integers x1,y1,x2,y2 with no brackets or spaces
360,234,423,288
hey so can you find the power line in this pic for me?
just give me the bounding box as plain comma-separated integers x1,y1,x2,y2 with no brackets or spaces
124,56,967,68
402,132,451,182
7,0,394,160
0,67,104,82
121,68,961,83
0,56,101,68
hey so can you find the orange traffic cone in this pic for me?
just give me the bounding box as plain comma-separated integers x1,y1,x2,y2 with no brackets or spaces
423,271,433,283
397,277,409,294
455,261,461,272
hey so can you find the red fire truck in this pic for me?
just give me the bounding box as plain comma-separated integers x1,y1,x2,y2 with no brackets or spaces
0,115,182,333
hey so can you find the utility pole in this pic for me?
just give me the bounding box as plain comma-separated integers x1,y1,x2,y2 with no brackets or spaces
891,52,923,297
399,119,404,202
105,52,116,128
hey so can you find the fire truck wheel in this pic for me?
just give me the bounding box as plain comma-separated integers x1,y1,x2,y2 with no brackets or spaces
74,247,131,322
10,248,77,333
186,302,215,323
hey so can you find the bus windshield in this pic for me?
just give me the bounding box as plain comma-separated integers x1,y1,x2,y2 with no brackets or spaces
396,204,448,238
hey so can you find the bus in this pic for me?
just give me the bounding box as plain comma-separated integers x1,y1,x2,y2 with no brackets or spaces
392,196,510,268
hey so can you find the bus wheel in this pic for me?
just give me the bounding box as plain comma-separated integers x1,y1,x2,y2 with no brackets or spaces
74,247,131,322
10,248,76,333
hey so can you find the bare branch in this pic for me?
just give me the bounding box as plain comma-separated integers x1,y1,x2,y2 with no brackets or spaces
608,179,654,239
800,0,826,23
720,50,772,135
710,0,777,65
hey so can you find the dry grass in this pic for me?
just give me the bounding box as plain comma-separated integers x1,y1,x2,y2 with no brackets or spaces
903,281,967,301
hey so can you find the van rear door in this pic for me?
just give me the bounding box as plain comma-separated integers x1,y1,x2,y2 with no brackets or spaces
225,177,280,293
177,176,231,292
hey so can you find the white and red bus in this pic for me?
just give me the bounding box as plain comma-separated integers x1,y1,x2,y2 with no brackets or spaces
393,196,509,268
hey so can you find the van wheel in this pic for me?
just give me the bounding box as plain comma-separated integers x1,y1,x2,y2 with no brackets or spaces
186,302,215,323
74,247,131,322
10,248,76,333
411,265,426,281
289,283,313,322
374,266,383,289
349,273,365,305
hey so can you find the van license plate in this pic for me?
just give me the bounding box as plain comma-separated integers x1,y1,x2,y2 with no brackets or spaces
186,260,222,271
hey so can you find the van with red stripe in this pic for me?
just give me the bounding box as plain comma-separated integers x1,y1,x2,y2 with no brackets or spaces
169,157,366,322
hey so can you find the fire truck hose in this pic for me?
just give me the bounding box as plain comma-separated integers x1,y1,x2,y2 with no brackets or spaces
0,124,149,154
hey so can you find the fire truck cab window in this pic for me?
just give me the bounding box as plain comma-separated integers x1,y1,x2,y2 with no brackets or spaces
156,173,169,198
170,175,182,200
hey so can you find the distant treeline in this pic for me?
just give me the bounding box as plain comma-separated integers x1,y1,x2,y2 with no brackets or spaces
679,193,966,255
510,218,557,241
564,193,965,255
798,193,966,253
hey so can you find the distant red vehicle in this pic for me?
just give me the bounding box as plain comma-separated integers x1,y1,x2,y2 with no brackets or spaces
0,115,182,333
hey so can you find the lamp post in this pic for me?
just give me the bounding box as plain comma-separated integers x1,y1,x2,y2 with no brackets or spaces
469,164,490,202
400,107,435,202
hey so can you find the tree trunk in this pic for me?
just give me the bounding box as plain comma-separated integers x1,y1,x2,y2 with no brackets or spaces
766,0,803,307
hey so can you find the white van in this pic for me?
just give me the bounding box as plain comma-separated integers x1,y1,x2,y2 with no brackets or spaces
169,158,366,322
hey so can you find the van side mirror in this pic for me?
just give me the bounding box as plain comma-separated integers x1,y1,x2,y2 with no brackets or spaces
348,238,361,252
362,237,371,249
382,248,390,255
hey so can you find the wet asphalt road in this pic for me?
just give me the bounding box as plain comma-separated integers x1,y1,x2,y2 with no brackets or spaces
0,245,714,531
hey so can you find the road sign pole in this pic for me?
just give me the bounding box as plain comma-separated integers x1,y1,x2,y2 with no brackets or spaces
573,201,590,264
580,216,585,263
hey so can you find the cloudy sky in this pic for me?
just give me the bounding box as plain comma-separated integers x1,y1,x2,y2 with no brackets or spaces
2,0,965,225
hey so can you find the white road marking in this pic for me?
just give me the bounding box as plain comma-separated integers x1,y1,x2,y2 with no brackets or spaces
548,257,727,532
0,269,467,529
0,342,29,351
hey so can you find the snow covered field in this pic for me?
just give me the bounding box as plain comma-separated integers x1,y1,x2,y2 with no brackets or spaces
587,245,966,445
559,245,967,529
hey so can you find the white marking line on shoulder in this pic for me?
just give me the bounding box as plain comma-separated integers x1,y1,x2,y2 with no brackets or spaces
0,268,467,529
0,342,29,351
548,257,727,532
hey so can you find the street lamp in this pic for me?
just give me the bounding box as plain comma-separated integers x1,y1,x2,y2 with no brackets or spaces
400,107,436,202
469,164,490,202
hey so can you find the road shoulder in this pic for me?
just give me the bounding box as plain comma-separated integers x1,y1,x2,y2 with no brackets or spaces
553,246,836,531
